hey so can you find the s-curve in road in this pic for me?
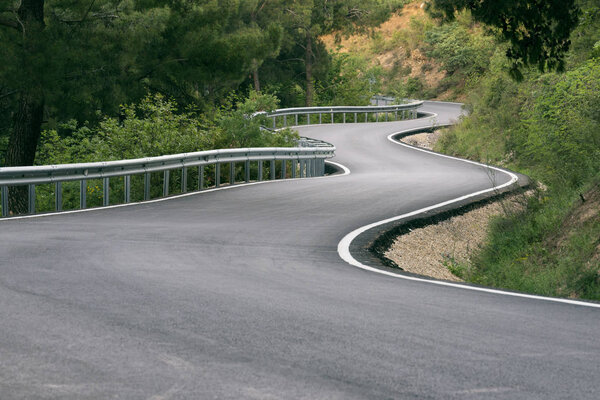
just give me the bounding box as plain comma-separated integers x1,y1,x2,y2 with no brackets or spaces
1,102,599,399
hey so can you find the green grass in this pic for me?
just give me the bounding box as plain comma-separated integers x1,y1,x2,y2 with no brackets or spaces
457,183,600,300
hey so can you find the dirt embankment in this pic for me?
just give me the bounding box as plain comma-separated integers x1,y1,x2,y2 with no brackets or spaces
384,131,528,281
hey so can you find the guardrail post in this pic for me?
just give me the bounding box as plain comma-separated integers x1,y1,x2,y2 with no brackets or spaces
319,113,322,124
295,114,298,125
385,112,388,122
365,112,368,122
291,160,297,178
230,162,235,185
258,160,263,181
272,117,276,129
144,173,150,200
402,110,406,120
376,112,379,122
270,160,276,180
124,175,131,203
343,113,346,123
245,160,250,183
1,186,8,217
163,170,170,196
283,115,287,126
354,112,357,123
80,180,87,209
103,178,110,206
395,110,398,120
181,167,188,193
55,182,62,211
307,113,310,124
307,160,312,178
312,158,317,177
215,163,220,188
198,166,204,190
281,160,286,179
330,111,334,123
28,184,35,214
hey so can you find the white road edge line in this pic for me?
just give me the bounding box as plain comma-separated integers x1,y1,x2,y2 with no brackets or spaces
337,116,600,309
0,160,350,222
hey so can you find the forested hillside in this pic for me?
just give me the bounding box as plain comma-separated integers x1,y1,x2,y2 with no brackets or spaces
327,0,600,299
433,1,600,299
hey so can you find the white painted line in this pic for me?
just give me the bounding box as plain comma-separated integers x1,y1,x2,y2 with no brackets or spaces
325,160,351,176
337,121,600,309
0,161,350,222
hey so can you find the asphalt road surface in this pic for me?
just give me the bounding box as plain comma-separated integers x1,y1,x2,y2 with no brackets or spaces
1,102,599,399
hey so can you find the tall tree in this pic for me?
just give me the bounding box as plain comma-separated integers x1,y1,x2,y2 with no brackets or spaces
282,0,404,106
247,0,286,92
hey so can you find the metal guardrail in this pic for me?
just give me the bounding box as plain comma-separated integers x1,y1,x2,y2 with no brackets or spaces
0,102,422,217
263,101,423,128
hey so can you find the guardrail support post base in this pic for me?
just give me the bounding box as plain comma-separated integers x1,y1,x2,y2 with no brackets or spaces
55,182,62,212
270,160,276,180
230,162,235,186
258,161,263,181
144,173,151,200
80,180,87,209
163,170,170,196
245,160,250,183
181,167,188,193
103,177,110,206
215,164,220,188
124,175,131,203
1,186,8,217
28,184,35,214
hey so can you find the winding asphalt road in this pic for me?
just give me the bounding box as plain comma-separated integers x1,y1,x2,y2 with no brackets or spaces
1,102,599,399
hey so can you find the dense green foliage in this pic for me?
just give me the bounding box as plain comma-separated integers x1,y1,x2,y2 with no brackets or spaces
427,0,580,79
435,0,600,299
0,0,403,178
36,92,297,165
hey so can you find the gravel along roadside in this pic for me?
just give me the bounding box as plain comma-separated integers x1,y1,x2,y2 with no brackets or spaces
384,130,528,281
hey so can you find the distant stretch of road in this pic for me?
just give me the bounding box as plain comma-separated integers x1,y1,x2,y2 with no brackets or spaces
1,102,598,399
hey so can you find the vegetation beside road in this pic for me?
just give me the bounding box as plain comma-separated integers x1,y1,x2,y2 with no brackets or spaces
328,1,600,299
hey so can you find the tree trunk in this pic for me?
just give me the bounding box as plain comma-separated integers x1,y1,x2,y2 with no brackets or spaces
305,34,314,107
252,59,261,92
5,92,45,214
3,0,45,215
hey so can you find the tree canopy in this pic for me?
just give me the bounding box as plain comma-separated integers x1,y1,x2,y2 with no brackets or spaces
426,0,580,79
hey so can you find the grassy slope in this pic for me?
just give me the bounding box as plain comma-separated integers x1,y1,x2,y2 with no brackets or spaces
324,1,600,300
